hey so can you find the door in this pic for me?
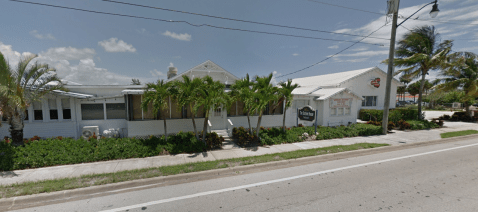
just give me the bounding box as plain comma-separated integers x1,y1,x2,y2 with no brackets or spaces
209,105,226,130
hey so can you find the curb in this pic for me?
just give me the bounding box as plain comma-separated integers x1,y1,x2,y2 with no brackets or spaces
1,134,478,210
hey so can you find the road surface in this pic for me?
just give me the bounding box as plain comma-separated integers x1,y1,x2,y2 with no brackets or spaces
11,137,478,212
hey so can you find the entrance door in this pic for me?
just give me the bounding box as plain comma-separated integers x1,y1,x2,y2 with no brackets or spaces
209,105,226,130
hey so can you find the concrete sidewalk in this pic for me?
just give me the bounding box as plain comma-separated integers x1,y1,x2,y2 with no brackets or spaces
1,121,477,186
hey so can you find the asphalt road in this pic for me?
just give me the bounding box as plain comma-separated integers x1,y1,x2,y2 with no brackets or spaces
12,137,478,212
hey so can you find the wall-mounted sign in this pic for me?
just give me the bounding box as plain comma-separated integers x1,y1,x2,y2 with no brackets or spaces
298,106,315,121
371,78,381,88
330,98,352,108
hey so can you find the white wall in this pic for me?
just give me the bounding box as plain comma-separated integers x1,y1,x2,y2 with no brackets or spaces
321,92,359,127
341,68,399,111
228,115,284,129
127,118,206,137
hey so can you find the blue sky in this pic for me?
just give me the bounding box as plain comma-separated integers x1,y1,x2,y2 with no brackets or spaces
1,0,477,85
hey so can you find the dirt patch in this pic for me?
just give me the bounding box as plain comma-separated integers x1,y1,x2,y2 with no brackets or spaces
225,161,242,167
274,156,281,160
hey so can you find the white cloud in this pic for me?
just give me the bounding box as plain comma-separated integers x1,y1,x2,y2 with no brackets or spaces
136,28,148,34
169,62,174,67
98,38,136,53
292,53,299,56
458,46,478,51
162,31,192,41
40,47,96,61
328,45,339,49
270,71,281,85
350,47,369,52
0,42,34,66
332,50,389,58
1,41,148,85
150,69,165,78
29,30,55,40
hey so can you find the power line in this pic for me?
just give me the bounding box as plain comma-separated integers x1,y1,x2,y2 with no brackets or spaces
306,0,478,26
99,0,391,41
278,24,389,78
9,0,385,46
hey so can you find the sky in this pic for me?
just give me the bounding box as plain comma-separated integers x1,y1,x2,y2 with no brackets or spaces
1,0,477,85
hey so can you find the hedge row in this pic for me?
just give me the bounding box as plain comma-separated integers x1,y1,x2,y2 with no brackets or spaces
0,132,223,171
359,109,420,122
233,123,382,146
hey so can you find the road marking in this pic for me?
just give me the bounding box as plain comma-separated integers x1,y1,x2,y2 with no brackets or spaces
100,142,478,212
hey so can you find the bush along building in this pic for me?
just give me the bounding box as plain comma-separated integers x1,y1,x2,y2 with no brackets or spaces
0,61,402,139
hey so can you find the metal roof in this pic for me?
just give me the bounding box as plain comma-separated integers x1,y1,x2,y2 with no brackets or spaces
51,90,95,99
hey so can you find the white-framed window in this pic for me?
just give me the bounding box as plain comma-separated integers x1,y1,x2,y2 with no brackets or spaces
330,107,351,117
48,99,58,120
61,99,71,120
81,104,104,120
362,96,377,107
106,103,126,119
33,102,43,120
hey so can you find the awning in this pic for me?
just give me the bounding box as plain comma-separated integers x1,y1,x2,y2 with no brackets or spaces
121,89,144,95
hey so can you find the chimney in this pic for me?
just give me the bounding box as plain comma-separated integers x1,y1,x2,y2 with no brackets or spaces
167,66,178,79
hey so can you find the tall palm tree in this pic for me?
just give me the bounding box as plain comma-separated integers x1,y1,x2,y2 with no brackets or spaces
196,76,230,143
174,75,203,140
0,53,63,144
278,79,299,132
141,79,172,141
231,74,256,134
434,52,478,116
384,25,452,119
252,73,279,138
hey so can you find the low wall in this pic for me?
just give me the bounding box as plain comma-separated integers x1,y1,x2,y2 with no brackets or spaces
127,118,206,138
0,121,77,139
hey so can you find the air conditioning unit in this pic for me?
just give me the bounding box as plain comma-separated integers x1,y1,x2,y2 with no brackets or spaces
82,126,99,139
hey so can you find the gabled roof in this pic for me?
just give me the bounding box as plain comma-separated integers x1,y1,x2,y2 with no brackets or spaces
292,67,402,87
166,60,240,83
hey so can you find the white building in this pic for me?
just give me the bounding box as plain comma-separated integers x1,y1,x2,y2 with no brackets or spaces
286,67,403,127
0,63,401,139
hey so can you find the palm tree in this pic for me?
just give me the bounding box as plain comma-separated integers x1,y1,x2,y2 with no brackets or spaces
278,79,299,132
231,74,256,134
252,73,279,138
434,52,478,116
174,75,203,140
197,76,230,143
0,53,63,144
141,79,172,141
384,25,452,119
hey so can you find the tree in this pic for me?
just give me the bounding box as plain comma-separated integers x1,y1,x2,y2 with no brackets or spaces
252,73,279,138
141,79,172,141
434,52,478,116
196,76,230,143
173,75,203,140
278,79,298,132
408,81,421,102
131,78,141,85
0,53,63,144
384,25,452,119
231,74,256,134
397,86,406,102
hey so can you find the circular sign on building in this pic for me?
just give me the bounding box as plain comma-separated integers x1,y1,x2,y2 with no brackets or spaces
298,106,316,121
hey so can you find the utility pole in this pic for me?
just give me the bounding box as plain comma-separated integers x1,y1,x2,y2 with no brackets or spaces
382,0,400,135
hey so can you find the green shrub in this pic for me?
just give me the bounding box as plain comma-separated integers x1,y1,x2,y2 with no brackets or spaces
406,120,439,130
0,131,223,171
359,108,419,122
233,124,382,146
449,112,478,122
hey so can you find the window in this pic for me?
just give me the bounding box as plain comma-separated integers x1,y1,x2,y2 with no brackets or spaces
49,99,58,120
131,94,158,120
33,102,43,120
81,104,104,120
344,107,351,115
170,99,182,119
330,108,336,116
61,99,71,119
106,103,126,119
268,101,283,115
362,96,377,107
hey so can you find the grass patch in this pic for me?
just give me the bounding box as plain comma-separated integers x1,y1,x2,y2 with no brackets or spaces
0,143,388,199
440,130,478,138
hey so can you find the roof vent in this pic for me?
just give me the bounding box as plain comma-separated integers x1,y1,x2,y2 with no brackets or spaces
167,67,178,79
